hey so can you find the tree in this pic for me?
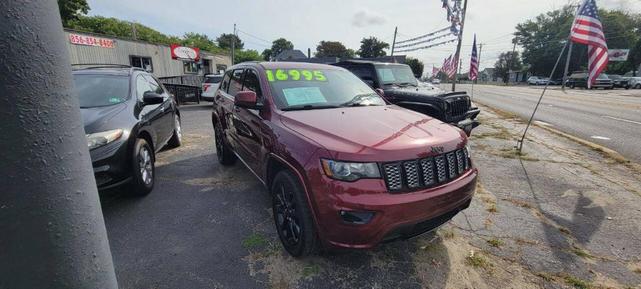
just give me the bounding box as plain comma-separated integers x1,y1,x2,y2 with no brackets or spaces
515,6,641,77
405,57,424,77
181,33,223,53
58,0,90,26
494,51,522,83
315,41,354,58
235,49,262,63
261,49,272,61
268,38,294,60
358,37,389,58
216,33,244,50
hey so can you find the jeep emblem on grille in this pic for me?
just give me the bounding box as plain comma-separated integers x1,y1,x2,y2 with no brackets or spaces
430,146,445,154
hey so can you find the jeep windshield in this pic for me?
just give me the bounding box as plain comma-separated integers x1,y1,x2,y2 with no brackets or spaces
376,65,418,87
267,68,386,111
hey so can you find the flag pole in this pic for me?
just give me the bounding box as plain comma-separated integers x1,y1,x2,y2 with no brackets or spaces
517,40,569,152
561,42,573,93
451,0,468,92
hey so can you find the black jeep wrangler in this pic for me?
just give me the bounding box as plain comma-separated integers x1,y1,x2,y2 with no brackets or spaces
333,60,480,135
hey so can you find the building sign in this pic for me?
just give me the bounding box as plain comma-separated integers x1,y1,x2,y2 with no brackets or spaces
69,33,115,48
608,49,630,62
170,44,200,61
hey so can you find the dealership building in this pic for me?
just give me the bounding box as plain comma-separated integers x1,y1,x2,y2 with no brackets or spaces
64,29,231,79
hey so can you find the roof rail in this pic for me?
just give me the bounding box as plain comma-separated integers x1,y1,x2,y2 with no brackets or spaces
71,63,145,74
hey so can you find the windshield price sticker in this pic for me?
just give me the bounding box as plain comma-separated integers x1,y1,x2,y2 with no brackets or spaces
266,69,327,82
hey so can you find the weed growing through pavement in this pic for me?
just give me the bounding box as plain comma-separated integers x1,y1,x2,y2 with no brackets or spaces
487,239,504,248
563,274,591,289
301,263,321,278
570,246,593,259
242,232,268,249
465,250,492,270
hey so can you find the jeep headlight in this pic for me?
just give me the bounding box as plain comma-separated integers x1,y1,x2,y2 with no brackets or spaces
86,129,123,150
321,159,381,181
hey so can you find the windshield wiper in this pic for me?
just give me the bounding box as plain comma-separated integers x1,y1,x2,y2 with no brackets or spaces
397,82,417,87
340,93,380,107
281,104,341,111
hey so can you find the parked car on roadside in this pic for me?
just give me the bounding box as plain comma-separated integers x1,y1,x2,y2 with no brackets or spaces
73,64,182,195
333,60,480,135
565,72,614,89
627,76,641,89
528,76,550,85
212,62,477,257
431,78,441,84
608,74,630,89
201,74,224,101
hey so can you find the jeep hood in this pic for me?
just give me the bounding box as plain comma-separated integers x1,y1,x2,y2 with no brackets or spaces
280,105,466,162
384,84,445,97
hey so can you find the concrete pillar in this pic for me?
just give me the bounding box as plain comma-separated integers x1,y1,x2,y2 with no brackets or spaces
0,1,119,288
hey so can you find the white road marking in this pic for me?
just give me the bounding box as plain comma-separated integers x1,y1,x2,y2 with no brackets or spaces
590,136,611,140
601,115,641,125
534,120,553,126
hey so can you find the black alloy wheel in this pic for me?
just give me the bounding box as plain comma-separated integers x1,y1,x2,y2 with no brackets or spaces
214,121,235,165
271,171,318,257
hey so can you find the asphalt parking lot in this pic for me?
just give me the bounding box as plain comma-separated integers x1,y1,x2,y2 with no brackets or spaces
100,102,641,289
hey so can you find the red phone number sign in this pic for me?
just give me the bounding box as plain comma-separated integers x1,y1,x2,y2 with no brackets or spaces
69,33,115,48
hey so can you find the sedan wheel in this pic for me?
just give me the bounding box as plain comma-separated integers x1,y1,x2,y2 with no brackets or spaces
167,115,182,148
130,138,154,196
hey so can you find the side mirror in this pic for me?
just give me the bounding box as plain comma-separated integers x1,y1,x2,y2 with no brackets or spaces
143,91,164,105
235,91,260,109
375,88,385,97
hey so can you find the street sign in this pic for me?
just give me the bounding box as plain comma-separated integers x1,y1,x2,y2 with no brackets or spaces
608,49,629,62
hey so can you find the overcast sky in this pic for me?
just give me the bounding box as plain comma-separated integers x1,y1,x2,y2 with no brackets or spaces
87,0,641,74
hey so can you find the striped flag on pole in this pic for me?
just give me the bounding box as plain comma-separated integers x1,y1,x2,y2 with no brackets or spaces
569,0,608,88
442,55,452,75
469,35,479,81
448,57,458,79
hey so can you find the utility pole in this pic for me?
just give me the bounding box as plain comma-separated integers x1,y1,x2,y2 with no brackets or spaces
506,37,517,85
131,21,138,40
231,23,236,65
391,26,398,56
0,1,118,288
451,0,468,92
476,43,483,84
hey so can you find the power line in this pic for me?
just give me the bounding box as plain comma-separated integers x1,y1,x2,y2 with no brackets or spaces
236,29,271,44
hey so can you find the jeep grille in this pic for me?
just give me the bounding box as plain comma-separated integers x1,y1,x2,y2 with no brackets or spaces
381,148,471,193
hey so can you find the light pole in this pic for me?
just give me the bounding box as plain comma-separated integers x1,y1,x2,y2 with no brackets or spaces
0,1,118,288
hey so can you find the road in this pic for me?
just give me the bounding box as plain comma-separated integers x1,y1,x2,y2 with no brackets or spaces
451,84,641,163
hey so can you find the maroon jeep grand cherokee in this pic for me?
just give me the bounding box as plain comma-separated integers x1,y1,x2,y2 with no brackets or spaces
212,62,477,257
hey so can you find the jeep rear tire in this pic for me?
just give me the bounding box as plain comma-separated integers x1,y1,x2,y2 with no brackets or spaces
214,121,235,165
271,170,319,257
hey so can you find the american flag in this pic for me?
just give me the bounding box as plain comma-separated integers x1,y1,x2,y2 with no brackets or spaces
447,56,458,79
442,55,452,76
570,0,608,88
469,35,479,81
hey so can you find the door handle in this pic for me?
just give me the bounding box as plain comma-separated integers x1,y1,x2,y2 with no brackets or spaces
160,107,165,113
